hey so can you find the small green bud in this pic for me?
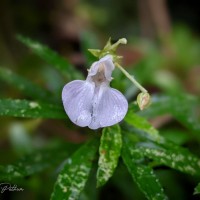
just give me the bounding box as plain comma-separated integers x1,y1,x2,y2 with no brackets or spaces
137,92,151,110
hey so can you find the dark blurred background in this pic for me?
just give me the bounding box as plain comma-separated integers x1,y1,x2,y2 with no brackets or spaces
1,0,200,95
1,0,200,66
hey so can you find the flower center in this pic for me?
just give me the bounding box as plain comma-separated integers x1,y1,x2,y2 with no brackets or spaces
92,63,106,85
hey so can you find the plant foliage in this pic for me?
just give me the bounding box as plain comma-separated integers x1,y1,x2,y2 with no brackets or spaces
0,35,200,200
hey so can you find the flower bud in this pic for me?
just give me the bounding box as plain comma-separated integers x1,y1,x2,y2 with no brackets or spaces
137,92,151,110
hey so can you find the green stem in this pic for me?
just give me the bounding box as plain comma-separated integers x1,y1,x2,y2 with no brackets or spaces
111,38,127,50
115,63,147,93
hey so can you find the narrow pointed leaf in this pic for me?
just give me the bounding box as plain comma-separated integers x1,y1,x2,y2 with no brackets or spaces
122,137,168,200
17,35,83,80
125,112,163,143
97,124,122,187
0,99,66,119
0,67,55,102
136,145,200,176
51,138,98,200
125,113,200,173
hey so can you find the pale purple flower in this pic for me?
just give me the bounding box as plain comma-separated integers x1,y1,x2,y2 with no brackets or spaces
62,55,128,129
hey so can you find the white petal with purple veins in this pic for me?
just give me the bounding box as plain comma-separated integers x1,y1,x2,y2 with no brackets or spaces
62,55,128,130
88,87,128,129
62,80,94,127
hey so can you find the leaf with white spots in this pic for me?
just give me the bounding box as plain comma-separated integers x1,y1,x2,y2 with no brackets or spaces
17,35,83,81
51,138,98,200
0,99,66,119
137,145,200,176
194,183,200,195
97,124,122,187
122,137,168,200
0,67,55,102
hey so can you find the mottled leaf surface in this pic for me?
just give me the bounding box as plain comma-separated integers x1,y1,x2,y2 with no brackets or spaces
136,145,200,176
51,138,98,200
125,111,200,176
122,137,168,200
97,124,122,187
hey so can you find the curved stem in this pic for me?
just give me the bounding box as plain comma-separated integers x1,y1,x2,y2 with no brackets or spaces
115,63,148,93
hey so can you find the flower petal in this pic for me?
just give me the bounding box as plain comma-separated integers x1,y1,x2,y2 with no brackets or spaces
62,80,94,127
87,55,114,82
89,87,128,129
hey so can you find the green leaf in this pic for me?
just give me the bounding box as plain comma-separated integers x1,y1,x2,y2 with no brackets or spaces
0,67,55,102
124,112,163,143
194,183,200,195
123,104,200,153
124,112,189,152
0,99,66,119
124,112,200,175
160,129,190,145
135,145,200,176
79,166,99,200
0,142,78,181
17,35,83,81
139,94,200,132
97,124,122,187
51,138,99,200
122,137,168,200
